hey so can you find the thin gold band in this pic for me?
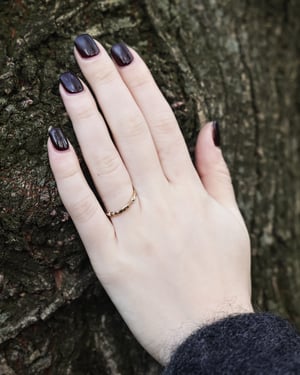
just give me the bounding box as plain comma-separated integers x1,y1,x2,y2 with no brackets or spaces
105,189,137,218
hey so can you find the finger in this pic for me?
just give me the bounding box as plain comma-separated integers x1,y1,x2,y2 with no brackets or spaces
59,72,134,217
47,131,116,263
195,122,238,210
111,43,200,185
73,34,165,190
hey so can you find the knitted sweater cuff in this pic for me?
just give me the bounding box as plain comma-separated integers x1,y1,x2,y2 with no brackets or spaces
163,313,300,374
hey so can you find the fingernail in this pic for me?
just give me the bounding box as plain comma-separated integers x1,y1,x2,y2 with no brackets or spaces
74,34,100,58
212,121,221,147
111,42,133,66
48,127,69,151
59,72,83,94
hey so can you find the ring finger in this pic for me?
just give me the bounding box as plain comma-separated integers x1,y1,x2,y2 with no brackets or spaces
59,73,134,216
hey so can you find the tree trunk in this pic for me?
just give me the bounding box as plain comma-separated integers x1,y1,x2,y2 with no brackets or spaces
1,0,299,373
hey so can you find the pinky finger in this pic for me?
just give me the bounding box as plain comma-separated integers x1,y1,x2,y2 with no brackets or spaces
47,127,116,263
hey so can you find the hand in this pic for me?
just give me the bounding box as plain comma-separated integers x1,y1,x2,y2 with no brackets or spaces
47,36,253,365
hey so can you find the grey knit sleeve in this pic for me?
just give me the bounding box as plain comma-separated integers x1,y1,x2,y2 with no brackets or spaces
163,313,300,374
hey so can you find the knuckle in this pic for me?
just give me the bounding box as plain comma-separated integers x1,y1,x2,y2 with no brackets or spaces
215,163,232,183
96,152,122,177
67,96,98,121
129,70,153,90
93,63,118,85
75,107,97,122
62,164,80,180
122,114,147,139
152,113,184,155
68,194,98,224
201,160,231,182
55,157,80,180
153,112,177,136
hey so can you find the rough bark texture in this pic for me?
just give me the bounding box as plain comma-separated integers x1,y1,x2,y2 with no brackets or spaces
0,0,299,373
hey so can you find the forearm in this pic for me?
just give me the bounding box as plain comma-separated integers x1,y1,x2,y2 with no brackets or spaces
163,313,300,374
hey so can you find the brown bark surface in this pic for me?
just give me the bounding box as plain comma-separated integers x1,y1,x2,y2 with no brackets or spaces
0,0,300,373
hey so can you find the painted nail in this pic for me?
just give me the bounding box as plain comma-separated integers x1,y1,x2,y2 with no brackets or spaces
212,121,221,147
74,34,100,58
59,72,83,94
111,42,133,66
48,127,69,151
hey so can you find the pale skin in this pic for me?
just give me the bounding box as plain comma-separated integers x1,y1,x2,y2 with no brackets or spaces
47,38,253,365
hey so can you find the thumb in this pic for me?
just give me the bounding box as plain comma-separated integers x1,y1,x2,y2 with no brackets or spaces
195,121,238,211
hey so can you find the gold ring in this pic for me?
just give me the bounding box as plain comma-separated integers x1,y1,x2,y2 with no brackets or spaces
105,188,137,217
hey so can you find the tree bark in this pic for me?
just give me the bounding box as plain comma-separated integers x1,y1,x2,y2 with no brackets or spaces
0,0,299,373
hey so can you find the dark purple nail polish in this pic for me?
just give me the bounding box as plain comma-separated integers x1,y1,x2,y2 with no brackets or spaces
212,121,221,147
111,42,133,66
74,34,100,58
59,72,83,94
48,127,69,151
